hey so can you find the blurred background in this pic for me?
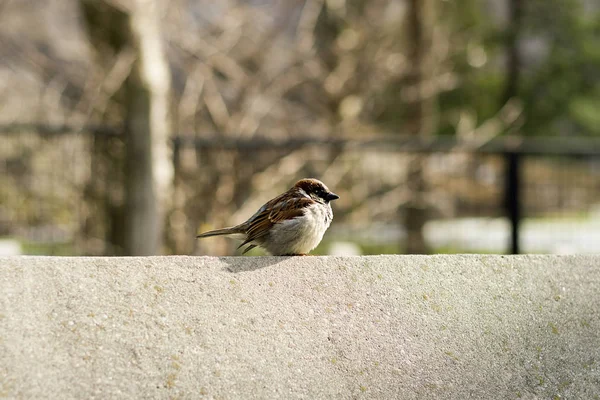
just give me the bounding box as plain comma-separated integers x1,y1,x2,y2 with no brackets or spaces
1,0,600,256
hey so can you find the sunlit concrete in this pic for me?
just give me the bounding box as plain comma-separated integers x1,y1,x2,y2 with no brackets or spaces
1,255,599,399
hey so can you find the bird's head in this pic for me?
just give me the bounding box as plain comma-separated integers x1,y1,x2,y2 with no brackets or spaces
294,178,339,203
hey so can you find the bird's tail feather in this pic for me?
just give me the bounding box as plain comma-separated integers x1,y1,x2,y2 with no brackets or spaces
196,226,243,239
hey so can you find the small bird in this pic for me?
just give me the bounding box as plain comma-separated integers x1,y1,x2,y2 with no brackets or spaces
196,178,339,256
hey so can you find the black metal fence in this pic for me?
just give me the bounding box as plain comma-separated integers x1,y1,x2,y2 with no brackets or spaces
2,124,600,255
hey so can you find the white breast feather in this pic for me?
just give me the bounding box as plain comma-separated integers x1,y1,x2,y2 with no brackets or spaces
265,203,333,255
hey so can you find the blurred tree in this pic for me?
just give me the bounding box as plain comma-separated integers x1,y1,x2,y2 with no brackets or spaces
2,0,599,255
518,0,600,136
402,0,436,254
311,0,441,253
502,0,522,105
80,0,173,255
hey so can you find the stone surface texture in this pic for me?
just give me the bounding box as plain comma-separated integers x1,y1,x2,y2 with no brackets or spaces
1,255,599,399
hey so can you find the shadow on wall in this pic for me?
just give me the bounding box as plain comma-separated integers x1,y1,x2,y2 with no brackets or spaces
221,256,292,273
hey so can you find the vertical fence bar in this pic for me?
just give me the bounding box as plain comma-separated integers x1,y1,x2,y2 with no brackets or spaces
504,152,521,254
172,136,181,174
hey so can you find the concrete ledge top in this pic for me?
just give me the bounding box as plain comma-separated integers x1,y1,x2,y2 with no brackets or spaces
1,255,599,399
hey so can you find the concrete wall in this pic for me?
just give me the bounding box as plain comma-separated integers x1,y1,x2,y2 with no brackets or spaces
1,255,599,399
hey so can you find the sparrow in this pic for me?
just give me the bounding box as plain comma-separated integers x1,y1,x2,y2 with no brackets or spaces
196,178,339,256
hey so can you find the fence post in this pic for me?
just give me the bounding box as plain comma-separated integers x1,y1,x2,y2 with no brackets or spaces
504,152,521,254
172,136,181,173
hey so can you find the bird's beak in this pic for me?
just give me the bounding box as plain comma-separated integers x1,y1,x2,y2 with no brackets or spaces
326,192,340,201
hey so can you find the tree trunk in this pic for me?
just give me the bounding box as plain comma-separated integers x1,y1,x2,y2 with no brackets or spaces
502,0,522,105
123,0,173,255
81,0,172,255
403,0,436,254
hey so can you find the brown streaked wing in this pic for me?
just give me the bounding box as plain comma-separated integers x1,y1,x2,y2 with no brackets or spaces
241,196,315,247
269,197,315,223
